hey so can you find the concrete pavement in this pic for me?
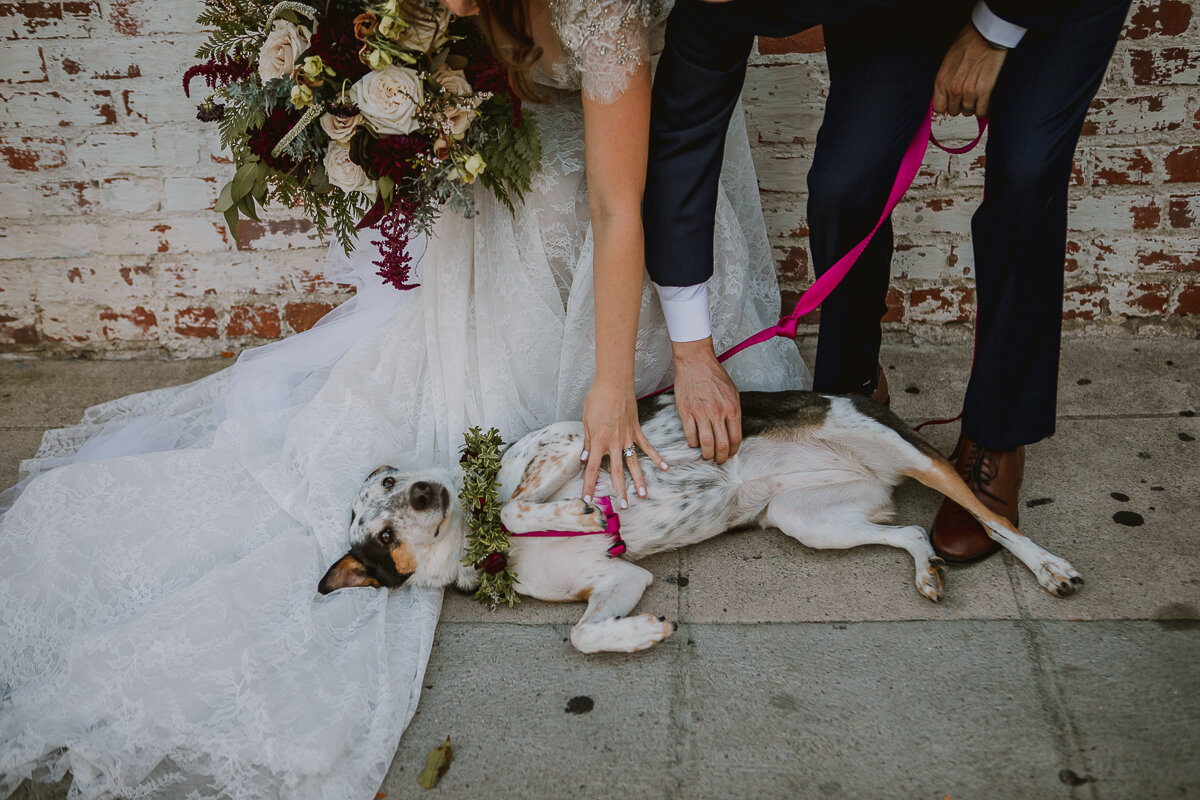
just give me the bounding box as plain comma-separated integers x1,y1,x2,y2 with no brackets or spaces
3,337,1198,799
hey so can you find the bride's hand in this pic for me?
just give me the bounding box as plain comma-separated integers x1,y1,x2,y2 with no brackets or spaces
581,379,667,510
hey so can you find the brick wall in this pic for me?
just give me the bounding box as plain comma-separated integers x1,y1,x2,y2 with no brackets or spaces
0,0,1197,358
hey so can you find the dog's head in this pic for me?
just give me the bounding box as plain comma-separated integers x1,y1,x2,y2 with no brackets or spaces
318,465,477,595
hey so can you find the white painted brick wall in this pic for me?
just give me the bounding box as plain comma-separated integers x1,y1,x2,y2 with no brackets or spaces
0,0,1198,357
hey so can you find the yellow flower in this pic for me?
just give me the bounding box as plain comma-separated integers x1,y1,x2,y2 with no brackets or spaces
290,83,314,108
464,153,486,179
378,15,408,41
365,47,393,70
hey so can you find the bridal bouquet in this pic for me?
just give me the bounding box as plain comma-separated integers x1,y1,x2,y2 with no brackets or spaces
184,0,541,289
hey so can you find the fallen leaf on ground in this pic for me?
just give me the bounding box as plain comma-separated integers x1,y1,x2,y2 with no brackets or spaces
417,736,453,789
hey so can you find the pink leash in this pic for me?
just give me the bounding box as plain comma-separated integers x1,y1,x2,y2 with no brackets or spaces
642,103,988,401
508,496,627,558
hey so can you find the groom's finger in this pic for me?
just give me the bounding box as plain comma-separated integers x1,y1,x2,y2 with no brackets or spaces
697,418,716,461
681,411,700,449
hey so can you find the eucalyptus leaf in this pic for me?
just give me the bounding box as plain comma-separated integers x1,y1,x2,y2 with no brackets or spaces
256,161,270,181
252,179,269,205
224,205,240,240
215,181,236,213
237,193,260,222
232,162,258,200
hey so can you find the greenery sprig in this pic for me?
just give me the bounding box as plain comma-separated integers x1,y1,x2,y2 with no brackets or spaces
458,427,519,608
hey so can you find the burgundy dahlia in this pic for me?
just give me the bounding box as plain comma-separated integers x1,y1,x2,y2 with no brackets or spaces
478,552,507,575
354,133,429,184
247,109,303,172
306,2,371,84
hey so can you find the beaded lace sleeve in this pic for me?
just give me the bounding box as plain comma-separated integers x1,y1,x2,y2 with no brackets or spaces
548,0,658,104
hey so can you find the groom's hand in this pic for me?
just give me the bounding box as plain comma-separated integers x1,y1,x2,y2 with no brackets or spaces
672,338,741,464
934,22,1009,118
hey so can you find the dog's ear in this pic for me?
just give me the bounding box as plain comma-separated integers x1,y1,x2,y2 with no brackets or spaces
318,553,381,594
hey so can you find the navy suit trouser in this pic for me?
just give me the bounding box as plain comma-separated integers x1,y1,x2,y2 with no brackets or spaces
808,0,1131,449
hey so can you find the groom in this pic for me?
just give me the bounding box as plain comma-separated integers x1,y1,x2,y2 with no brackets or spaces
645,0,1130,561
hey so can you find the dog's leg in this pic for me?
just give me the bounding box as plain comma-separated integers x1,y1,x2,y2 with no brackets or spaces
500,423,610,533
903,457,1083,597
567,560,674,654
764,489,948,601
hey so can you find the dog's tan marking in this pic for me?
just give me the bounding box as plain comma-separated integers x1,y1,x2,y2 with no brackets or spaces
905,457,1026,540
573,587,593,603
513,440,580,500
368,465,392,478
318,553,382,593
390,544,418,575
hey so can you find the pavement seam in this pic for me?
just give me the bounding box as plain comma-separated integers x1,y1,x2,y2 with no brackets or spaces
1004,555,1103,800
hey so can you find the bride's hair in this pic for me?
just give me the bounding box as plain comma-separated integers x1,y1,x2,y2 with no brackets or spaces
473,0,545,102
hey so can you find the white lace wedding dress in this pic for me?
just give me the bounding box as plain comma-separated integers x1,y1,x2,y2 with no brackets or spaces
0,2,809,798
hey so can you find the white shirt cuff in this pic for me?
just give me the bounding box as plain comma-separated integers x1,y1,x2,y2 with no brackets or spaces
971,1,1027,48
654,283,712,343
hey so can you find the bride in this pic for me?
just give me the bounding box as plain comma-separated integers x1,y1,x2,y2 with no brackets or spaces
0,0,809,797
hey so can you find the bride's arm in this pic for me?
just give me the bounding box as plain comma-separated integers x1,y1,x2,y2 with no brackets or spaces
579,59,667,508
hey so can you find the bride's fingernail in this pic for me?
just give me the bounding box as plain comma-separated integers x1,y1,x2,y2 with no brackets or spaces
660,461,670,470
580,450,589,461
638,486,647,498
583,495,592,504
620,498,628,510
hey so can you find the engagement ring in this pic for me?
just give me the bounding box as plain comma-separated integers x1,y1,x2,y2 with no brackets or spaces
622,446,637,458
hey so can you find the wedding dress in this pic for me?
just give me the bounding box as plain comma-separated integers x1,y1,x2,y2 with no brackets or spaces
0,1,810,797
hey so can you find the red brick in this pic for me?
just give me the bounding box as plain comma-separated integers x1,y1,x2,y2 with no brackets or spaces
1123,0,1192,40
1062,286,1104,321
0,313,38,344
759,28,824,55
1175,284,1200,315
174,306,218,338
908,286,974,323
226,304,281,338
1132,201,1162,230
99,305,156,339
285,302,334,333
776,244,808,280
881,288,904,324
0,134,67,171
1129,47,1200,85
1168,195,1199,229
1091,147,1155,185
1115,282,1171,315
1164,146,1200,182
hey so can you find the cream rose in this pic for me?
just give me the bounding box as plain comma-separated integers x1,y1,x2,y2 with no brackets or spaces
323,143,376,198
320,112,362,143
257,20,312,82
351,65,424,136
394,5,451,53
433,65,477,138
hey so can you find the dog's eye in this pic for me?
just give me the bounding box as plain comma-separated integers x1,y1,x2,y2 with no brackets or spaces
379,527,393,545
382,476,395,489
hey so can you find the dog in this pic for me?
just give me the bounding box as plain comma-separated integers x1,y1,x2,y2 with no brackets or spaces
318,391,1082,653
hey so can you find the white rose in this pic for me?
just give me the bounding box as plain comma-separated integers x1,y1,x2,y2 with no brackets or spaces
257,20,312,82
351,66,425,136
394,6,451,53
433,65,477,138
323,143,376,198
320,112,362,143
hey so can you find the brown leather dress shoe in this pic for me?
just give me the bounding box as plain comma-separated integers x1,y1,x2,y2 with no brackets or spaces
930,436,1025,563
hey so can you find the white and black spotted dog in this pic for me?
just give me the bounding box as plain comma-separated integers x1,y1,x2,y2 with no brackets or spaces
319,392,1082,653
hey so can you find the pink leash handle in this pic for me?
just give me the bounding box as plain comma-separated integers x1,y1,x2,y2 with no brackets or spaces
641,105,987,400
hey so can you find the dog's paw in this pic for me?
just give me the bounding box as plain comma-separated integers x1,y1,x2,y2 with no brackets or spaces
571,613,675,654
1033,554,1084,597
577,500,609,532
916,557,947,602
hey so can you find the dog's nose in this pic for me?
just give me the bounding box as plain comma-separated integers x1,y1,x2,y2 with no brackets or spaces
410,481,439,511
